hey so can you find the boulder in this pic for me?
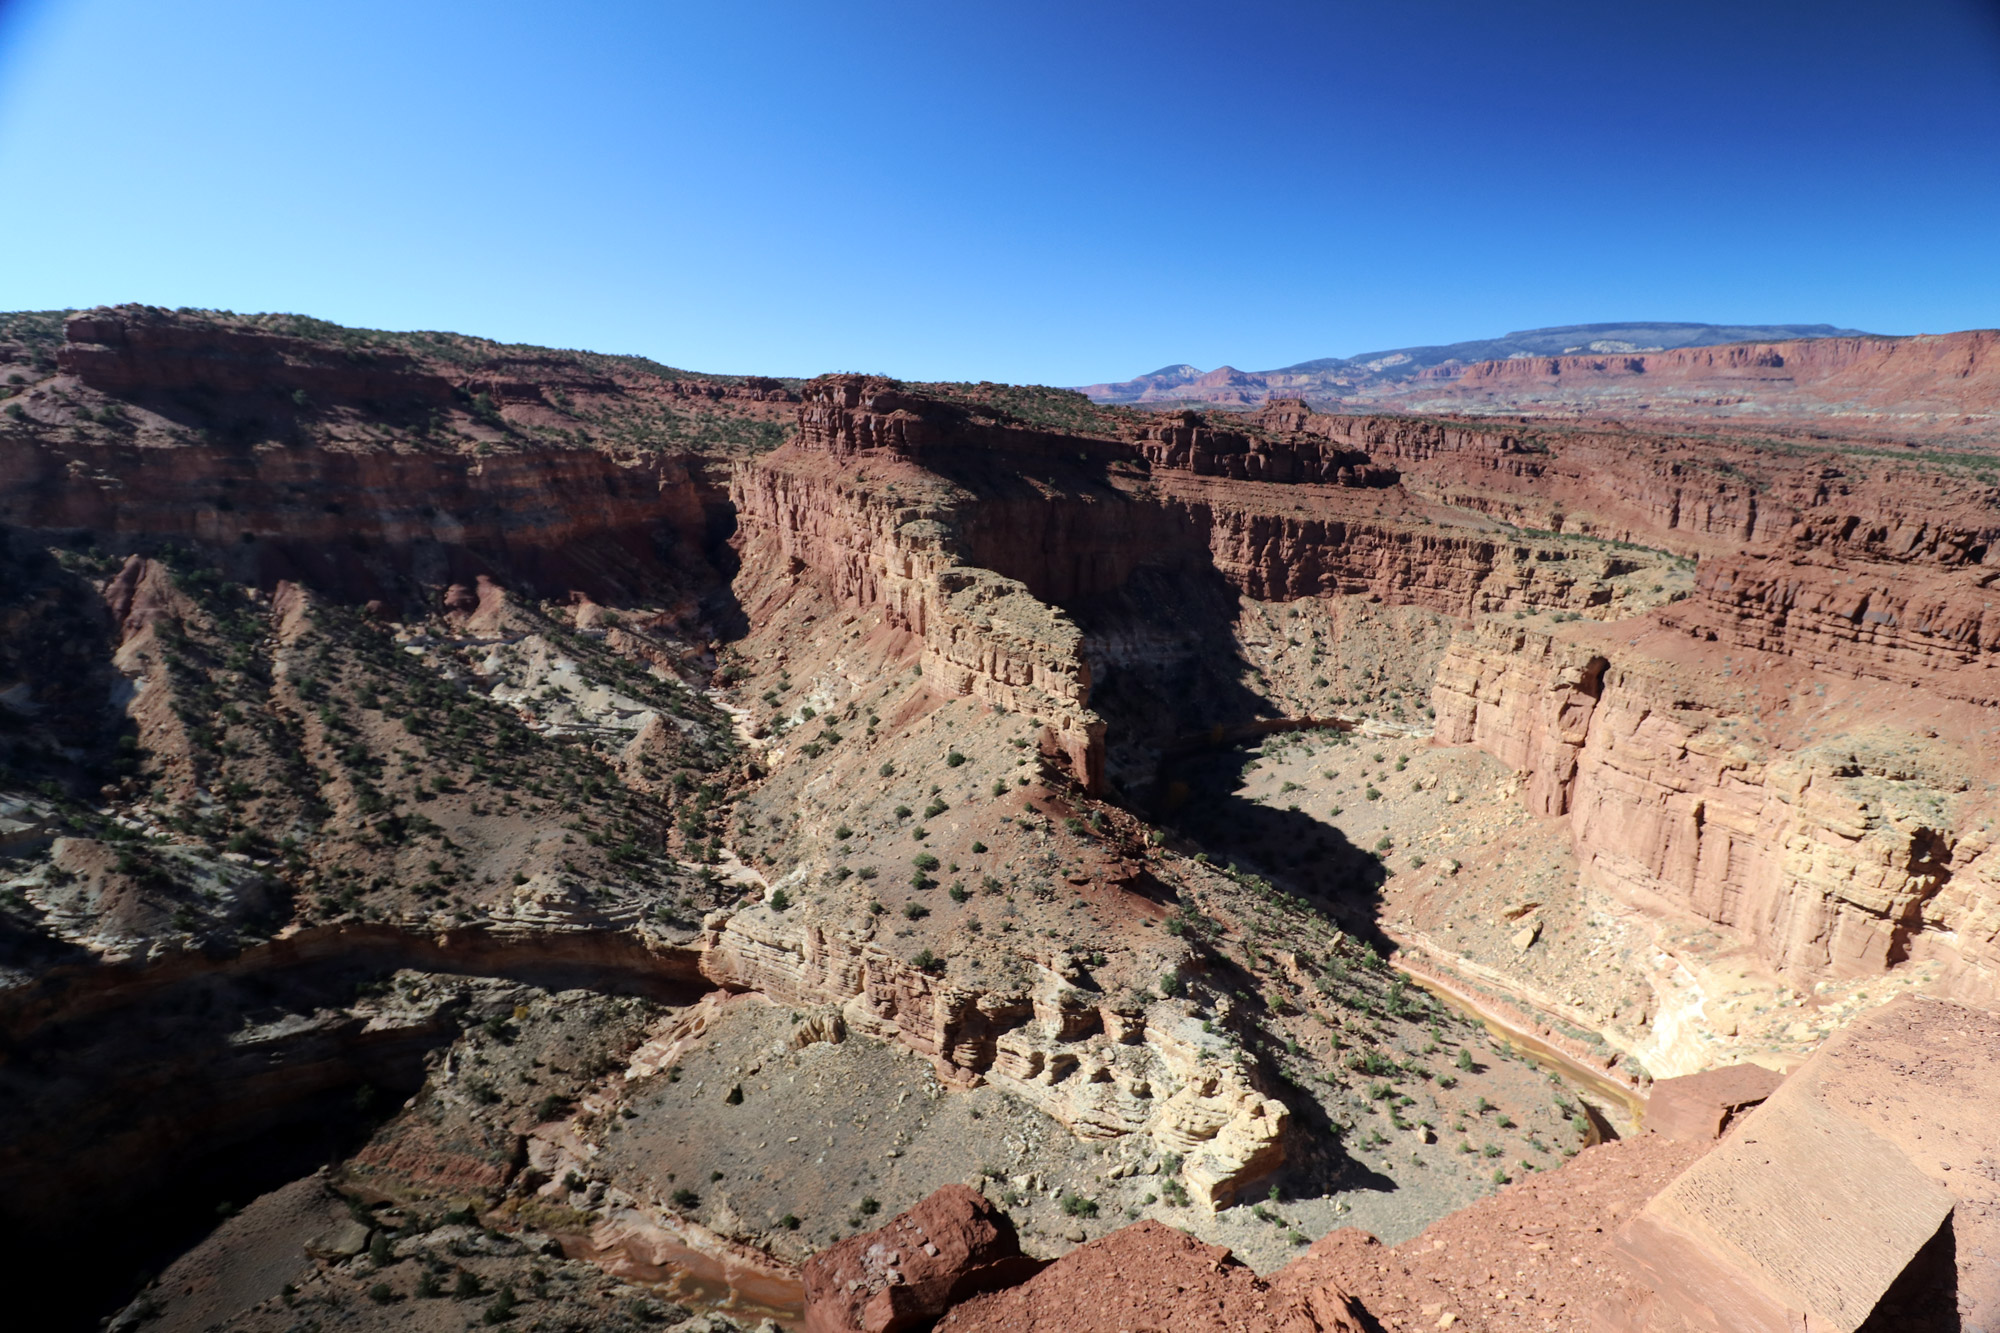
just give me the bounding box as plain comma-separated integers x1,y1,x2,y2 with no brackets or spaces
937,1219,1367,1332
303,1217,370,1260
1644,1063,1783,1142
801,1184,1041,1333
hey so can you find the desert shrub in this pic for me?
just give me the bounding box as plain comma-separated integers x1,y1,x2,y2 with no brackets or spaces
482,1287,518,1324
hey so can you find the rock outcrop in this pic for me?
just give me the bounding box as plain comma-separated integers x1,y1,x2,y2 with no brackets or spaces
697,905,1288,1209
1612,994,1994,1331
936,1218,1368,1333
1642,1064,1783,1143
800,1184,1040,1333
1432,612,2000,998
729,424,1106,790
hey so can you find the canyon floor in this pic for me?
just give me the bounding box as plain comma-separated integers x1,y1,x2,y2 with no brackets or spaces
2,306,1996,1331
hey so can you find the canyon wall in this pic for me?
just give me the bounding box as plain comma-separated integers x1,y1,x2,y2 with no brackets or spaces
1437,329,2000,410
730,380,1692,794
0,433,721,607
1392,330,2000,442
1433,614,2000,1000
1086,329,2000,444
729,432,1106,790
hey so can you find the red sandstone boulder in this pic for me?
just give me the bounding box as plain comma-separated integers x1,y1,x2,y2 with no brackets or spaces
1644,1063,1783,1142
936,1219,1367,1333
801,1184,1041,1333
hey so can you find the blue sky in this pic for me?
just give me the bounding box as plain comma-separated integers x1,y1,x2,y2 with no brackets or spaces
1,1,1996,383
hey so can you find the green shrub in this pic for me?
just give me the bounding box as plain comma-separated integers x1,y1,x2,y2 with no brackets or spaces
1060,1194,1099,1217
945,751,967,767
671,1188,700,1208
482,1287,518,1324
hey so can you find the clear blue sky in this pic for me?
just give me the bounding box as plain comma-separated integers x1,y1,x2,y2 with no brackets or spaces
1,1,1996,384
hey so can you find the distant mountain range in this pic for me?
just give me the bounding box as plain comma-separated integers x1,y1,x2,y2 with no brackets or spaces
1077,322,1877,406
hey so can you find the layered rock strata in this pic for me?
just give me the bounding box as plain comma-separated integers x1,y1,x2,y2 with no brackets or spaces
1433,616,2000,995
800,1183,1040,1333
729,437,1105,790
697,904,1288,1209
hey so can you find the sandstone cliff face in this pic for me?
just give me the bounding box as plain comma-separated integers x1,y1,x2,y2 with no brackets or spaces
732,383,1687,800
0,433,720,607
60,309,457,407
1400,329,2000,443
1666,547,2000,705
1433,617,2000,997
729,443,1105,790
1131,408,1397,488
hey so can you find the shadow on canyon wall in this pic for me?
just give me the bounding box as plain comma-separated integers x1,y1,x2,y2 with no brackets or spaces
0,937,710,1333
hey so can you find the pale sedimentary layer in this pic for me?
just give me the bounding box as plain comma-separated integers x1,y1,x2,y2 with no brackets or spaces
696,904,1285,1209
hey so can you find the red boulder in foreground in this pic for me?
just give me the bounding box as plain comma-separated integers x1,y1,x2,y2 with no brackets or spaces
801,1184,1043,1333
1642,1063,1783,1143
937,1218,1367,1333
